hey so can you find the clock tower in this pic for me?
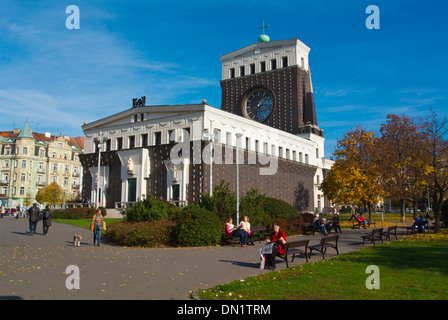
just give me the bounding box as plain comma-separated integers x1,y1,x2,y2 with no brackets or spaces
220,35,322,136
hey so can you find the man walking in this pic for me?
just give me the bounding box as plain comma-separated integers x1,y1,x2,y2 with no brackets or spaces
28,203,41,235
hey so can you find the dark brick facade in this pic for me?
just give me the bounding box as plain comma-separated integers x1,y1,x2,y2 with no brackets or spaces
81,141,317,212
220,65,322,136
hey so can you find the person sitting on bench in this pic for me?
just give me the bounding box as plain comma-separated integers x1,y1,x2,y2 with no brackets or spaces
226,218,248,247
262,222,287,270
355,214,367,229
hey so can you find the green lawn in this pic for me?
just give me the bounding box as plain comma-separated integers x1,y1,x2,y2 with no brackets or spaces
53,218,123,233
198,230,448,300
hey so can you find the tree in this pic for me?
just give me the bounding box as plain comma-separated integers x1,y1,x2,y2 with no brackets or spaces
418,109,448,232
35,182,64,206
320,126,383,220
200,180,236,223
377,114,425,221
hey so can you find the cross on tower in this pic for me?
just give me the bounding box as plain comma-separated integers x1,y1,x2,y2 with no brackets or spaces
258,19,270,35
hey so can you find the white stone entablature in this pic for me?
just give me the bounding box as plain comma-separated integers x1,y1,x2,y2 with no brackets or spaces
220,38,311,80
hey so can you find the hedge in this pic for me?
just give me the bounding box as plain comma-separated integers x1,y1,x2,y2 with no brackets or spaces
175,204,222,247
105,219,176,247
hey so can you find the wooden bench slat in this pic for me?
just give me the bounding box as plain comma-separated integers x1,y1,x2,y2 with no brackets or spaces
308,235,340,260
277,239,310,267
361,228,383,245
382,225,397,241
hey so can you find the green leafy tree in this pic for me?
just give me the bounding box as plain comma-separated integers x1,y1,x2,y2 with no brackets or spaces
200,180,236,223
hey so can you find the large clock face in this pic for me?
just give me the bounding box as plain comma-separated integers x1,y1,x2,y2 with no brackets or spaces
242,88,275,122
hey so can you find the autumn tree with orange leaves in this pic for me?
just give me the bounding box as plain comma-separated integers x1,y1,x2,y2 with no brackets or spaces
376,114,427,222
320,126,383,221
418,109,448,232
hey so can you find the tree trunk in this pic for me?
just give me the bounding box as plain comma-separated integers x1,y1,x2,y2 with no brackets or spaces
413,197,418,220
433,193,444,233
400,199,406,222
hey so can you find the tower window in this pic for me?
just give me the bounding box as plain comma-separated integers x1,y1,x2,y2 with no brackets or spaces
141,134,148,147
117,137,123,151
129,135,135,149
301,57,305,68
250,63,255,75
230,68,235,79
260,61,266,72
168,130,175,144
282,56,288,68
154,132,162,145
271,59,277,70
240,66,245,77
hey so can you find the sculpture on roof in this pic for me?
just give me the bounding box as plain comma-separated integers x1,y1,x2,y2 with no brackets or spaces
132,96,146,108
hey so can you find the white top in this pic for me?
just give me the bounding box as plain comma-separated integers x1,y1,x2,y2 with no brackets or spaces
240,221,251,232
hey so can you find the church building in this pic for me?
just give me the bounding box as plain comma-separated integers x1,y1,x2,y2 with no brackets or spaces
80,32,333,213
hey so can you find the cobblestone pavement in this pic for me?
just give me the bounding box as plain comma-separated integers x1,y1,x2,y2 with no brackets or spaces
0,216,410,300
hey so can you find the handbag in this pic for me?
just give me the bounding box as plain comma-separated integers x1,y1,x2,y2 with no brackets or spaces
102,221,107,231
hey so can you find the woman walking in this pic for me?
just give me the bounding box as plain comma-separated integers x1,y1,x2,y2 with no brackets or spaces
41,205,52,235
90,209,104,246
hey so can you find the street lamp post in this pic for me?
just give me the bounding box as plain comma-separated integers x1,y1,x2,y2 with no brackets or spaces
94,133,106,209
207,132,214,196
235,133,243,226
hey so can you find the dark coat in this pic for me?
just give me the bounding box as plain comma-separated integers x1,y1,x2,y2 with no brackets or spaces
28,206,41,223
42,209,52,226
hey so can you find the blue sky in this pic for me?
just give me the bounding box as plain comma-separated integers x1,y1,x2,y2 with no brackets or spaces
0,0,447,156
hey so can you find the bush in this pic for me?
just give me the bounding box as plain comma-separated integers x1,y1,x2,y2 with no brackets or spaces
200,180,236,223
264,197,299,220
105,219,176,247
301,212,315,224
286,214,304,235
175,204,222,247
125,195,178,222
51,207,94,219
239,188,270,228
270,218,288,234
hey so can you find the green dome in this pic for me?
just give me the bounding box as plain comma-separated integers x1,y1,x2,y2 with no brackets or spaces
258,34,270,42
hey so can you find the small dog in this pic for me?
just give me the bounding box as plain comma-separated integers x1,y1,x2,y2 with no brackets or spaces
73,234,83,247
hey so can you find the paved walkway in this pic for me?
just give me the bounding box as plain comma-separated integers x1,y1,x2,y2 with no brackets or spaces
0,216,410,300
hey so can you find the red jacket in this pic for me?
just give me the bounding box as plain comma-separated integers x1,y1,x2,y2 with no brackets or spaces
270,230,286,255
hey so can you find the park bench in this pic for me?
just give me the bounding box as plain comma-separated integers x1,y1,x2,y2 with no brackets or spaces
277,239,310,267
308,234,340,259
302,222,320,235
251,226,270,243
361,228,383,245
352,218,376,229
382,225,397,242
221,229,240,247
406,220,429,234
405,226,416,234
